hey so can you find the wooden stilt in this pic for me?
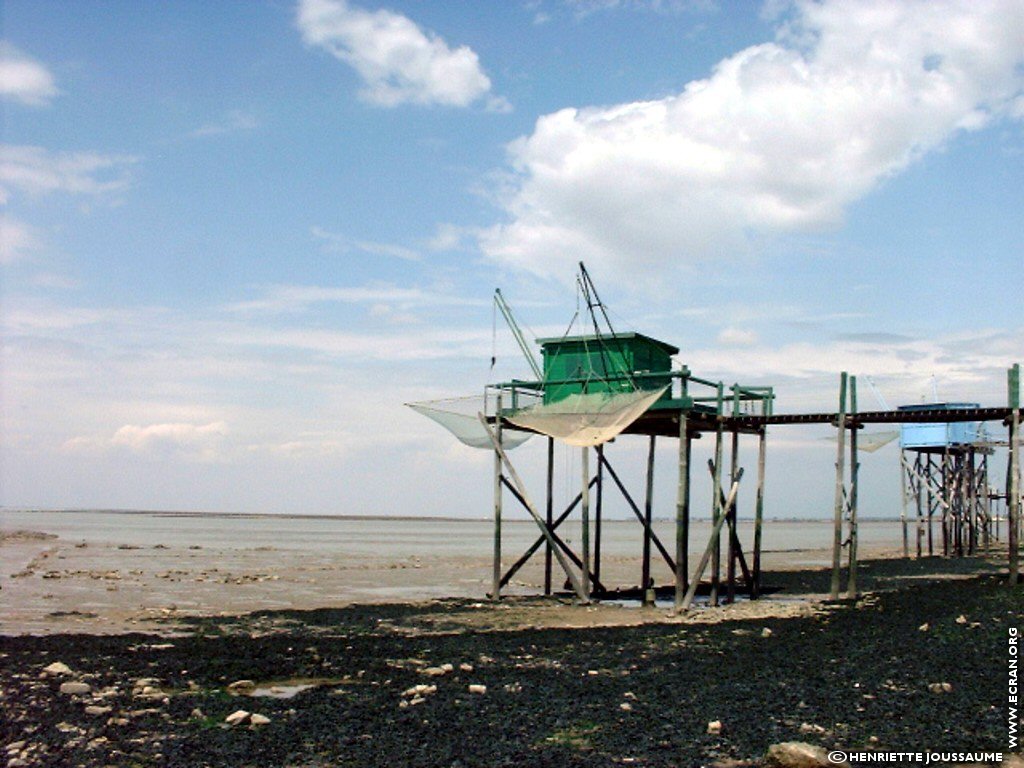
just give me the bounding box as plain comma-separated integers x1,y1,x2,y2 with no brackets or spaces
830,372,848,600
707,460,752,591
492,394,503,600
544,437,554,595
642,435,656,605
981,456,990,547
478,414,589,603
674,413,691,613
581,446,591,600
752,426,766,599
847,376,860,599
711,383,724,607
1008,363,1020,585
899,452,910,558
595,444,604,586
681,469,744,611
916,456,924,558
726,427,739,604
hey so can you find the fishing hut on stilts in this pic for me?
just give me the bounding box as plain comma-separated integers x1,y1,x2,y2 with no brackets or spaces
411,264,774,611
408,267,1023,607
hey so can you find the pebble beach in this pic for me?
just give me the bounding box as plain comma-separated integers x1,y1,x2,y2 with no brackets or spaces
2,542,1021,767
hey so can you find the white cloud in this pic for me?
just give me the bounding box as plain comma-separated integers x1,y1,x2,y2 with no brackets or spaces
683,328,1021,411
190,110,258,138
0,144,138,202
296,0,496,108
226,282,487,314
716,327,758,347
567,0,715,15
64,422,229,461
0,215,41,264
0,44,58,106
311,226,421,261
111,421,227,450
482,0,1024,281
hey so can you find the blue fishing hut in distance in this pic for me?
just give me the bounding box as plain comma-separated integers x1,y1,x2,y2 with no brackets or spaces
898,403,982,452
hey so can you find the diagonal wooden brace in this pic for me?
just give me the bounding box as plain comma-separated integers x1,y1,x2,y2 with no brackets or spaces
678,468,745,612
478,414,590,603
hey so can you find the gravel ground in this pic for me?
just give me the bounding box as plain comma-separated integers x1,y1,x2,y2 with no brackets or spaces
1,557,1020,767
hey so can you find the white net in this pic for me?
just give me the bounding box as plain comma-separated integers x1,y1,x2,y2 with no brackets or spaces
857,430,899,453
506,385,669,447
407,397,533,450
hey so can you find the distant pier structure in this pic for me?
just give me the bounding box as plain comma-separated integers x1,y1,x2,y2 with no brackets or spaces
898,403,993,558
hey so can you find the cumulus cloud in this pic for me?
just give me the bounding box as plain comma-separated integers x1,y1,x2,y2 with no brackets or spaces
296,0,496,108
0,44,58,106
716,327,758,347
0,144,138,202
482,0,1024,281
62,422,230,463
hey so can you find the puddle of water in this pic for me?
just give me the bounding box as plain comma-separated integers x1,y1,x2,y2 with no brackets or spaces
248,678,345,699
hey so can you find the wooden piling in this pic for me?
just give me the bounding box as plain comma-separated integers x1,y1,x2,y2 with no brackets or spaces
830,372,848,600
595,444,604,585
847,376,860,599
674,412,691,613
642,435,656,605
582,446,591,600
1009,363,1020,585
752,426,766,599
726,425,739,604
492,394,503,601
681,469,744,611
899,452,910,558
544,436,554,596
711,383,724,607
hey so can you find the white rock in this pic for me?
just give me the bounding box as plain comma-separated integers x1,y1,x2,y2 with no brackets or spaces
955,614,967,624
918,622,929,632
84,705,112,716
619,702,633,711
761,628,773,638
421,667,447,677
227,680,256,693
764,741,843,767
706,720,722,735
468,684,487,695
42,662,73,676
401,684,436,698
459,663,473,672
225,710,251,726
59,682,91,695
249,713,270,726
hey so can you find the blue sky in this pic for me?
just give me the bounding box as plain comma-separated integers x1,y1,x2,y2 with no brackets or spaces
1,0,1022,520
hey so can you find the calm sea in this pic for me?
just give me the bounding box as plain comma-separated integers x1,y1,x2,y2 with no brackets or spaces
1,509,906,563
